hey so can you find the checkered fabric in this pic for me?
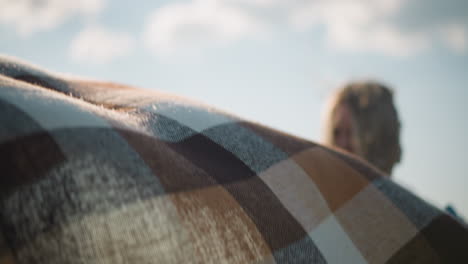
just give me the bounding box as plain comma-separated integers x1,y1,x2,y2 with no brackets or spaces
0,55,467,264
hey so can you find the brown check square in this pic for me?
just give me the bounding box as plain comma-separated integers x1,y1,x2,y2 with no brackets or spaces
293,147,370,212
170,185,272,263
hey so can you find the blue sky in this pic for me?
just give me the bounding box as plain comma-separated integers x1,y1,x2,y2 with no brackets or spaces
1,0,467,217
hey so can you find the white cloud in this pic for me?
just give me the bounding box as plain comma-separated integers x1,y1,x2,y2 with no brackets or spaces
289,0,429,56
69,25,134,64
439,23,467,54
143,0,468,57
292,0,468,56
142,0,432,57
0,0,105,36
1,0,466,57
223,0,281,7
143,0,267,56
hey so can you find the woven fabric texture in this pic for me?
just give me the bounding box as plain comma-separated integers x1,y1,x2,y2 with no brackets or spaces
0,55,467,264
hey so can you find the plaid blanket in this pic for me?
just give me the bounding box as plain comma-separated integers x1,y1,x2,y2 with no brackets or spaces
0,55,467,264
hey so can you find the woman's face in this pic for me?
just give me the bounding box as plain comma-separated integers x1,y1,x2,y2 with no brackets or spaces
331,103,361,155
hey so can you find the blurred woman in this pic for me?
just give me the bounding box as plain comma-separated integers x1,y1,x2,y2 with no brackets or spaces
322,81,402,176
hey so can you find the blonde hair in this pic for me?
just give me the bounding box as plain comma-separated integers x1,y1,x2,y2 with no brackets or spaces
323,81,402,174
